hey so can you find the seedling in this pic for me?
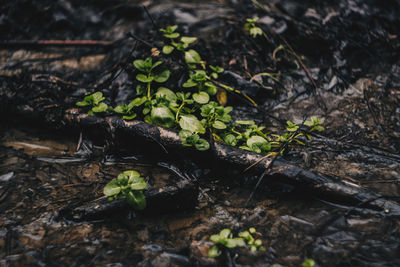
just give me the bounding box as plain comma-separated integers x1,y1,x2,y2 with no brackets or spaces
302,259,316,267
113,96,147,120
103,170,147,210
76,91,109,116
304,116,324,132
245,17,263,38
134,57,170,100
183,70,218,96
208,228,265,258
200,101,232,131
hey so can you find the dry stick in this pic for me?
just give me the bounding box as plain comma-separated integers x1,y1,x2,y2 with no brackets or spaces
0,40,116,48
279,37,328,111
142,5,158,31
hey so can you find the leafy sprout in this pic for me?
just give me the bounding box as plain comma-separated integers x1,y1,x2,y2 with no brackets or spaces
76,91,109,116
245,17,263,38
208,228,265,258
103,170,147,210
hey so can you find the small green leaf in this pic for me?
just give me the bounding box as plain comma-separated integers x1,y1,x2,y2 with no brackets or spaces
133,59,146,72
314,125,324,132
76,101,90,107
224,134,237,146
128,96,147,108
179,130,192,140
195,139,210,151
92,92,105,105
123,170,140,182
126,191,146,210
301,259,316,267
113,105,126,114
130,177,147,190
212,120,227,130
208,245,221,258
136,74,153,83
219,229,232,239
304,120,314,127
181,36,197,44
250,27,263,38
193,92,210,104
235,120,256,125
162,45,174,55
225,238,246,248
156,87,177,103
153,69,170,83
151,107,175,128
184,49,202,64
179,115,205,134
164,32,180,39
91,102,108,113
182,79,197,88
103,181,121,196
123,114,136,120
247,136,268,148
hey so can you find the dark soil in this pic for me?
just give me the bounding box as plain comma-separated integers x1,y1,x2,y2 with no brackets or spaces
1,0,400,266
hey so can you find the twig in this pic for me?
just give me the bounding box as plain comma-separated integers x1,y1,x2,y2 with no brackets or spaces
279,37,327,111
142,5,158,31
0,40,116,48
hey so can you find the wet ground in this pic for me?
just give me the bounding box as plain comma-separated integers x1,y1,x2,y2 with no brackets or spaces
1,0,400,266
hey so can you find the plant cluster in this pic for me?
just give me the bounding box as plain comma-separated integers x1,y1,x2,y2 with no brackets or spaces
76,92,108,115
76,25,324,155
208,228,265,258
103,170,147,210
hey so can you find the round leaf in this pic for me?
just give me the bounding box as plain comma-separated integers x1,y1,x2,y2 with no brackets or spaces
195,139,210,151
76,101,90,107
208,245,221,258
153,69,170,83
151,107,175,128
155,87,177,103
130,177,147,190
181,36,197,44
123,170,140,182
247,136,268,147
179,115,205,134
212,120,227,130
136,74,153,83
184,49,201,64
162,45,174,55
133,59,145,71
193,92,210,104
103,181,121,196
91,102,108,113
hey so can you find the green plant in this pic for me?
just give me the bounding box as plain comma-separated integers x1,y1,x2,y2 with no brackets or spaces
245,17,263,38
76,25,325,156
200,101,232,130
160,25,203,67
301,259,316,267
76,91,108,115
113,96,147,120
208,228,265,258
134,57,170,100
103,170,147,210
304,116,324,132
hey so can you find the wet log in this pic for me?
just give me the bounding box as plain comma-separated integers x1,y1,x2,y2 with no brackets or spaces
61,109,400,217
59,180,198,222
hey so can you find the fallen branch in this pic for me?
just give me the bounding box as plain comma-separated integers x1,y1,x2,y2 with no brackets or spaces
59,180,198,222
61,109,400,217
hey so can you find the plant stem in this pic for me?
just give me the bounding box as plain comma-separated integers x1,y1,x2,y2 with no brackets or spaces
176,100,185,122
147,82,151,100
